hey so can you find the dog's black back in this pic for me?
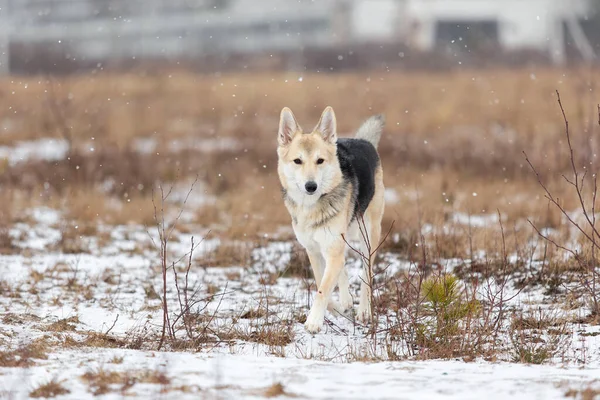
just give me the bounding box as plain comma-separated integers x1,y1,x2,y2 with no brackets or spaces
336,138,380,220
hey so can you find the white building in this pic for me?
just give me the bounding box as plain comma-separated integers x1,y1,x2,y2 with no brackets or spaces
351,0,596,63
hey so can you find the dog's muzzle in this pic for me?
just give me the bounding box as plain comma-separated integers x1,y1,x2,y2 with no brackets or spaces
305,181,318,194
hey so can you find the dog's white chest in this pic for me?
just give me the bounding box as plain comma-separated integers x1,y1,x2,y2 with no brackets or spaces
292,220,319,249
293,219,343,253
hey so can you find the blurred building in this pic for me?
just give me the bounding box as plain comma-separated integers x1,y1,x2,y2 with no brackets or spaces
0,0,598,74
403,0,595,64
0,0,341,74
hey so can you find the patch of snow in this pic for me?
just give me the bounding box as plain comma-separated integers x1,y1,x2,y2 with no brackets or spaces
29,207,62,226
0,138,69,166
452,212,500,228
384,188,399,204
168,136,241,153
132,136,242,155
132,137,157,154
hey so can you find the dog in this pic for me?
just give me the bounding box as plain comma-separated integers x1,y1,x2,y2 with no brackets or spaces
277,106,385,333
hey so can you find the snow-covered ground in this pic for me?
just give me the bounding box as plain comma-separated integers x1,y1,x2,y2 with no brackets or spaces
2,349,600,399
0,207,599,399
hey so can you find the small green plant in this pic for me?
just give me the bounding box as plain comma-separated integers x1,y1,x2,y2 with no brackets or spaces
417,273,479,357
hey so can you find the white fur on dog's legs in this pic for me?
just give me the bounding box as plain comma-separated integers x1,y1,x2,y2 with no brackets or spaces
337,267,353,311
306,250,324,286
307,249,344,314
305,244,345,333
305,299,327,333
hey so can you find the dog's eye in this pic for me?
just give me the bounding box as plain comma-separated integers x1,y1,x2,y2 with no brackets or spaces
316,158,325,165
293,158,302,165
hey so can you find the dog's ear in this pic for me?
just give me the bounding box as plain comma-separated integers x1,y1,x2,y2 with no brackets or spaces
315,106,337,144
278,107,300,146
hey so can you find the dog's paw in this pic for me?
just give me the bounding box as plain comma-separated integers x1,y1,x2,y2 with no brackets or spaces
304,310,324,333
356,305,371,324
304,320,323,334
339,291,353,311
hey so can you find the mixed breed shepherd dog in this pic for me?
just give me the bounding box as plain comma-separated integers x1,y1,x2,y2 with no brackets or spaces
277,106,385,333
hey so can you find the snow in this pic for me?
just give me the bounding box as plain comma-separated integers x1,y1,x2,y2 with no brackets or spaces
384,188,399,204
0,138,69,166
0,135,243,163
0,350,599,399
0,206,599,399
132,136,242,155
452,212,500,228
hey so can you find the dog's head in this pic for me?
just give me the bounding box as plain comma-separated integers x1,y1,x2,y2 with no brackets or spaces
277,106,342,204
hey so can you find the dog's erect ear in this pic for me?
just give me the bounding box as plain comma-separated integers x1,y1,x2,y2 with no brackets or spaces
315,106,337,144
278,107,300,146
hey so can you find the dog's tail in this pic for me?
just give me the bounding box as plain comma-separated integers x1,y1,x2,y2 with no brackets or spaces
355,115,385,148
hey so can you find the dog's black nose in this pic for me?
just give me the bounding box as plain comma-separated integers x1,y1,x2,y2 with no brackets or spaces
305,181,318,194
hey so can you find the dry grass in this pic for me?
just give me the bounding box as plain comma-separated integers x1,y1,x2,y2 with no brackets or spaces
565,387,600,399
81,368,125,396
0,227,16,255
109,355,124,364
60,189,156,227
81,367,171,396
281,244,311,278
29,379,70,398
0,202,17,254
220,318,295,350
78,332,128,349
0,337,50,367
54,223,90,254
1,67,598,244
1,68,595,147
261,382,295,398
205,241,254,267
43,316,80,333
509,309,572,364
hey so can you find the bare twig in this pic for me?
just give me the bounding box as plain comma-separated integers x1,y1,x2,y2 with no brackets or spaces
104,314,119,336
153,176,201,350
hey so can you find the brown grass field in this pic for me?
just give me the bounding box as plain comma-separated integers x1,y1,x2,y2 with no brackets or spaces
1,66,600,247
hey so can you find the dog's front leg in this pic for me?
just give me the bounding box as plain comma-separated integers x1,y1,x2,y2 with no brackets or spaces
305,249,324,286
305,242,345,333
306,249,345,314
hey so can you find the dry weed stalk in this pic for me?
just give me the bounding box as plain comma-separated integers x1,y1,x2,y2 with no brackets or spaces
150,176,200,350
342,215,394,356
525,91,600,318
171,236,201,340
471,211,527,357
150,176,231,350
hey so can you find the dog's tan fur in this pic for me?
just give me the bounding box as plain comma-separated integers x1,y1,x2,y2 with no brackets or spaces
277,106,385,333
